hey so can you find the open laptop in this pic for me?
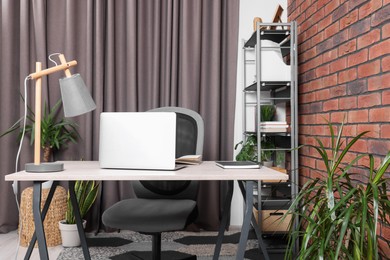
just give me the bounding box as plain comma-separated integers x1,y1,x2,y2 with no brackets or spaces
99,112,178,170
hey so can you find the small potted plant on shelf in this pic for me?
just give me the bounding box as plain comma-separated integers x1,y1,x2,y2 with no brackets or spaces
285,121,390,259
59,180,99,247
235,135,258,162
260,138,275,167
260,104,276,122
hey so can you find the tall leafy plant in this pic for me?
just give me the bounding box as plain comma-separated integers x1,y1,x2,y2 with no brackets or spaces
65,180,100,224
285,121,390,260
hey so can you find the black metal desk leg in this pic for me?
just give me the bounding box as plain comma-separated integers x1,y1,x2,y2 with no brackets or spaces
213,181,234,260
25,181,59,260
235,181,254,260
68,181,91,260
32,182,49,260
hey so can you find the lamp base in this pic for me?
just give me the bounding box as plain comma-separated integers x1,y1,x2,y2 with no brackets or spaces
25,162,64,173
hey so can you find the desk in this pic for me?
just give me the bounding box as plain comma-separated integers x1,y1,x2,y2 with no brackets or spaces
5,161,288,260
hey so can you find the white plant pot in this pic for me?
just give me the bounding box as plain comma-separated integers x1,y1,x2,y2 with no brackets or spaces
59,220,86,247
263,161,273,167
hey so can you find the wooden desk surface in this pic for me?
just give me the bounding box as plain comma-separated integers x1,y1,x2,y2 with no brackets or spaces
4,161,289,182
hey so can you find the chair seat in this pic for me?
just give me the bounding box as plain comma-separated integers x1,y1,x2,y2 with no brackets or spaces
102,198,196,233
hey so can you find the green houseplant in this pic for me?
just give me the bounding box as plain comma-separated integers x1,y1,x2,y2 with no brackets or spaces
261,105,276,121
59,180,99,247
285,121,390,260
0,99,79,162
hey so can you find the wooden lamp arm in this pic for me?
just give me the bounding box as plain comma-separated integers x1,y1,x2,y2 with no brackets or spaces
29,55,77,80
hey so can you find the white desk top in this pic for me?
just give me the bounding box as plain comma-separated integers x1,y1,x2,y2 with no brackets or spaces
4,161,289,182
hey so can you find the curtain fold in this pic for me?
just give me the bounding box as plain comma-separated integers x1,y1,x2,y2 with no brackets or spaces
0,0,239,233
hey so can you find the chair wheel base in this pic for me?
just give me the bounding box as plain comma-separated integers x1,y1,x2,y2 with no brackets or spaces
127,250,196,260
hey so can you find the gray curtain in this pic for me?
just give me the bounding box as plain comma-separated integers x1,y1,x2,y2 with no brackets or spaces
0,0,239,233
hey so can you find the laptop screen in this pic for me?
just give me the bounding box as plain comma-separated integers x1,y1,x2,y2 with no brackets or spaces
99,112,177,170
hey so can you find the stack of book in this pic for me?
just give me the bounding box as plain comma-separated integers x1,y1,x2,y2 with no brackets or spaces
259,121,289,133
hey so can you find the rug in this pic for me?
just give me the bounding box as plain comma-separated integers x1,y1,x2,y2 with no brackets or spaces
57,230,286,260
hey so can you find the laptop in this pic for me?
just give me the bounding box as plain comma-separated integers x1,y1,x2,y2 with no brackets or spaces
99,112,178,170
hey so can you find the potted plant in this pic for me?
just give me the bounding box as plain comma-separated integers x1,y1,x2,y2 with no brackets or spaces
285,121,390,259
260,104,276,122
0,99,79,162
59,180,99,247
235,135,258,162
235,135,275,167
260,138,275,167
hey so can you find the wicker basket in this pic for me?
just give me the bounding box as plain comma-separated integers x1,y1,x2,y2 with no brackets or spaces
19,186,67,247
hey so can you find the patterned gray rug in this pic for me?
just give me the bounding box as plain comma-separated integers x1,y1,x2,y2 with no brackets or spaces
57,230,285,260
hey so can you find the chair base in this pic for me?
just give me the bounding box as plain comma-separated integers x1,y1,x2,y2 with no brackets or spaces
128,251,196,260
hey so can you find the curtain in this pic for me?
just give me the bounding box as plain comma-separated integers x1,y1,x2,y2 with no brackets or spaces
0,0,239,233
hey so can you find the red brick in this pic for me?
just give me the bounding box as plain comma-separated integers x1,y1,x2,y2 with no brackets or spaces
381,55,390,72
383,23,390,39
312,31,325,46
370,107,390,122
329,85,347,97
369,39,390,60
339,68,357,83
340,9,358,30
382,224,390,241
315,89,330,101
357,124,381,138
323,74,338,87
368,139,390,155
300,92,316,103
347,49,368,67
358,60,381,78
371,4,390,27
348,109,369,123
349,139,368,153
381,124,390,138
357,29,381,49
338,40,357,57
316,64,330,77
323,99,339,111
339,96,358,109
323,49,338,63
302,47,317,62
358,92,381,108
359,0,383,19
343,124,358,137
318,15,333,31
368,73,390,91
325,21,340,38
382,90,390,105
304,24,319,39
331,111,346,123
301,156,316,168
315,112,330,123
329,56,347,73
325,0,341,14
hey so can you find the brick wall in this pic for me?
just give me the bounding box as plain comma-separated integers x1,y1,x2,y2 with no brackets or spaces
288,0,389,255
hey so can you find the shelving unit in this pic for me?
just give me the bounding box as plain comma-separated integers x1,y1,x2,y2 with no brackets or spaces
242,22,298,252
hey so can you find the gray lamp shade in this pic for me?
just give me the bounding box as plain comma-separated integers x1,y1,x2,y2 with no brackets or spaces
59,74,96,117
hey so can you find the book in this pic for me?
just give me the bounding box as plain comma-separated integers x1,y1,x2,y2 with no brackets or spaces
215,161,260,169
259,121,287,125
259,128,288,133
175,155,202,165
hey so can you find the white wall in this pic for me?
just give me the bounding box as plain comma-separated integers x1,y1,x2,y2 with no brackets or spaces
230,0,287,227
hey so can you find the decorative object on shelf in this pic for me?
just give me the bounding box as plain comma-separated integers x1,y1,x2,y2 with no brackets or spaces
253,17,263,31
23,53,96,172
285,121,390,260
235,135,257,162
1,99,79,163
275,150,286,168
59,180,99,247
269,5,284,30
260,137,275,167
260,105,275,122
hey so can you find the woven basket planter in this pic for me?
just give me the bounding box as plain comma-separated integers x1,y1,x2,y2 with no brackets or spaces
19,185,67,247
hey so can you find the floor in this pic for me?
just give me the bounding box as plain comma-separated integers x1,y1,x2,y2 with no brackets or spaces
0,230,62,260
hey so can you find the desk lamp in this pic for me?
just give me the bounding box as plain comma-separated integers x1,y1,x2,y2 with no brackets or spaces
25,54,96,172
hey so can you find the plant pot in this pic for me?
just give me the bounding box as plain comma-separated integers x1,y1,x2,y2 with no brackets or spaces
262,161,273,167
58,220,86,247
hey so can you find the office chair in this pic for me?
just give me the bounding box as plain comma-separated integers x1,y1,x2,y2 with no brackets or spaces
102,107,204,260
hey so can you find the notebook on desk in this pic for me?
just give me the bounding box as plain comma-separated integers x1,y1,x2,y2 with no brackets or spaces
99,112,180,170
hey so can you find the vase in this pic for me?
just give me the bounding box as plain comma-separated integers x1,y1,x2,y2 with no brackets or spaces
58,219,86,247
263,161,273,167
